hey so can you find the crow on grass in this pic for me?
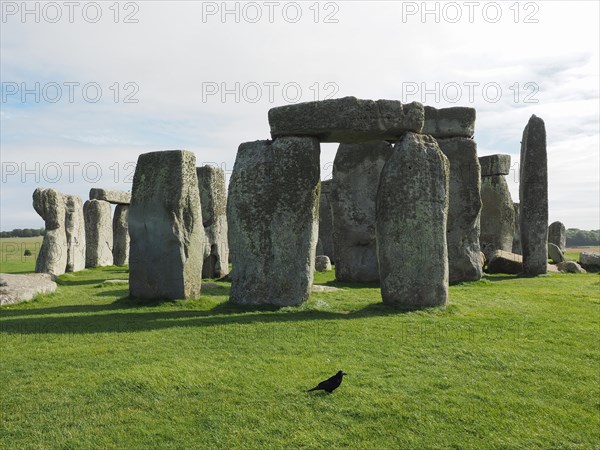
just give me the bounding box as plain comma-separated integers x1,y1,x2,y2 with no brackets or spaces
307,371,346,394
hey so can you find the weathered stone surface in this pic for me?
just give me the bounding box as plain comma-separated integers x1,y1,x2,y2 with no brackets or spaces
376,132,449,308
480,175,515,259
579,252,600,271
0,273,57,306
315,255,332,272
331,141,392,282
548,221,566,251
269,97,424,143
479,154,511,177
519,115,548,275
63,194,86,272
228,137,320,306
129,150,204,300
547,243,565,264
32,188,68,276
83,199,113,268
197,166,229,279
557,261,586,274
112,205,129,266
89,188,131,205
423,106,476,138
512,202,522,255
316,179,334,262
486,250,522,274
437,138,482,283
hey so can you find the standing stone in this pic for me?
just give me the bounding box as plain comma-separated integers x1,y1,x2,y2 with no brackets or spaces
315,255,332,272
548,221,566,251
316,179,334,262
129,150,204,300
519,115,548,275
32,188,68,275
112,205,129,266
376,132,449,308
64,195,86,272
547,243,565,264
228,137,320,306
512,202,522,254
83,200,113,267
331,141,392,282
480,174,515,259
437,138,482,282
197,166,229,279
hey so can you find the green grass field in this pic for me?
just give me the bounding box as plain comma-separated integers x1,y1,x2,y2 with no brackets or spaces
0,236,43,274
1,238,599,448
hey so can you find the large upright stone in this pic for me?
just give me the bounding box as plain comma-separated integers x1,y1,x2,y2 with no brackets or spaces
269,97,424,143
32,188,68,275
316,179,334,262
89,188,131,205
112,205,129,266
480,168,515,259
197,166,229,279
129,150,204,300
228,137,320,306
376,132,449,308
64,195,86,272
548,221,566,251
423,106,476,138
512,202,522,255
331,141,392,282
519,115,548,275
437,138,482,282
83,199,113,267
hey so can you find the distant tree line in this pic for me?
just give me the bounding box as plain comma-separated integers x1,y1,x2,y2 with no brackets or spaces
0,228,46,238
566,229,600,247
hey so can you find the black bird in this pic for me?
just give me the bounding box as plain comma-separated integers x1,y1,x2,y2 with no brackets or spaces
307,371,346,394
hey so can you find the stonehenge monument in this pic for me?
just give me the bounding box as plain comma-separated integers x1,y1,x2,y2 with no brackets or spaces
197,166,229,279
519,115,548,275
83,199,113,268
548,221,566,251
32,188,68,276
376,132,449,307
64,195,86,272
422,106,476,138
227,137,320,306
331,140,392,282
479,154,515,260
316,179,334,262
129,150,204,300
112,205,129,266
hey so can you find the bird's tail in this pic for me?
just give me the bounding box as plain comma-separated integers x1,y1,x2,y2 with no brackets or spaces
307,387,318,392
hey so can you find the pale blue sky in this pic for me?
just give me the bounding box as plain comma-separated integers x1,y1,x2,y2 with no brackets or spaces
1,1,599,229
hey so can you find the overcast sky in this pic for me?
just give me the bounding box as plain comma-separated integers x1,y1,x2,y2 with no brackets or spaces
1,0,599,230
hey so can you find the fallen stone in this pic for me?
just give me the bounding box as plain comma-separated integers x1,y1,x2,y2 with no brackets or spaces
519,115,548,275
64,194,86,272
89,188,131,205
547,264,561,274
316,179,334,262
315,255,332,272
112,204,129,266
33,188,68,276
480,175,515,259
557,261,586,274
197,165,229,279
201,282,221,290
83,199,113,268
437,137,482,283
479,154,511,177
579,252,600,271
0,273,57,306
103,279,128,285
376,132,449,308
311,285,340,292
129,150,204,300
423,106,476,138
548,221,566,251
547,243,565,264
269,96,424,143
228,137,320,306
331,140,392,282
486,250,522,274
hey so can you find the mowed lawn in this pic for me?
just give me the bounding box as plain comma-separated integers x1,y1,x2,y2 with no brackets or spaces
0,254,598,448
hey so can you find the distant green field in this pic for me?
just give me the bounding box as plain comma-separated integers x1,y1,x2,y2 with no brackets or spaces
0,236,43,273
